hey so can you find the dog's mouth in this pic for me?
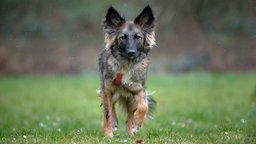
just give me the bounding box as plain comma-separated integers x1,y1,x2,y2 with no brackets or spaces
128,55,135,60
117,46,140,61
121,53,139,61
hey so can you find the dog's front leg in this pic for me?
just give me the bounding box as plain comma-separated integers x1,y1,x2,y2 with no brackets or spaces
102,90,114,137
126,108,136,136
111,102,118,131
133,89,148,132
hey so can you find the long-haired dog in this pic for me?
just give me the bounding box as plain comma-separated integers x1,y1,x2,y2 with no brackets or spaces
98,5,156,137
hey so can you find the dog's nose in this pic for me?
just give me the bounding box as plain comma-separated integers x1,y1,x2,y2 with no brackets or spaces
128,49,136,56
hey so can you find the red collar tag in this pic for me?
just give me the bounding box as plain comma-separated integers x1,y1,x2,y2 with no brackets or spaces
115,73,123,86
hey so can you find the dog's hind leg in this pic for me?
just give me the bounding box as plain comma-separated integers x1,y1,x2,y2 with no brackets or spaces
102,90,114,137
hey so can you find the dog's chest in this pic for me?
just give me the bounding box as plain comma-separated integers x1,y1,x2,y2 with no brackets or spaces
108,58,136,84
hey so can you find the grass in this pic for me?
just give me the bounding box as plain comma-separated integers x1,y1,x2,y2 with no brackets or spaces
0,72,256,143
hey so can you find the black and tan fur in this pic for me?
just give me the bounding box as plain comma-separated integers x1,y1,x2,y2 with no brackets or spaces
98,5,156,137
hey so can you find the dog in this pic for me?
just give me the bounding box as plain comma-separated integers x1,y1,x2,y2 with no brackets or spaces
98,5,156,137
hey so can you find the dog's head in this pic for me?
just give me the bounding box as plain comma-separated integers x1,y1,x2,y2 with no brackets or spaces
104,5,156,61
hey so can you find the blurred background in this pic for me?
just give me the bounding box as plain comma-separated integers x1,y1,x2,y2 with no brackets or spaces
0,0,255,75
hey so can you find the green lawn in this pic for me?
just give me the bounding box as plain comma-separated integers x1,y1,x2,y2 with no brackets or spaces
0,73,255,143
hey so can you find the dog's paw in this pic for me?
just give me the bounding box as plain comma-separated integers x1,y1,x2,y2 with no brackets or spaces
132,125,141,133
112,121,118,131
132,127,138,133
112,125,118,131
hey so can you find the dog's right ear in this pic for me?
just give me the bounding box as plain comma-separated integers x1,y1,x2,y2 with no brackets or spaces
104,6,125,33
134,5,155,34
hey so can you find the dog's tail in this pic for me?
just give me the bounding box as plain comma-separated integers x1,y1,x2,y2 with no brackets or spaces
145,91,156,119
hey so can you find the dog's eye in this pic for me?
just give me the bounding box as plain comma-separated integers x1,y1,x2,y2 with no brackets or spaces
134,34,142,40
119,35,127,40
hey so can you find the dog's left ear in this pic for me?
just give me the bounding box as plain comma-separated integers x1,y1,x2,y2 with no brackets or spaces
134,5,155,34
104,6,125,33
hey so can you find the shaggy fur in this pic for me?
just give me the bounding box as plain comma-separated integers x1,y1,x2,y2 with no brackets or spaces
98,5,156,137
